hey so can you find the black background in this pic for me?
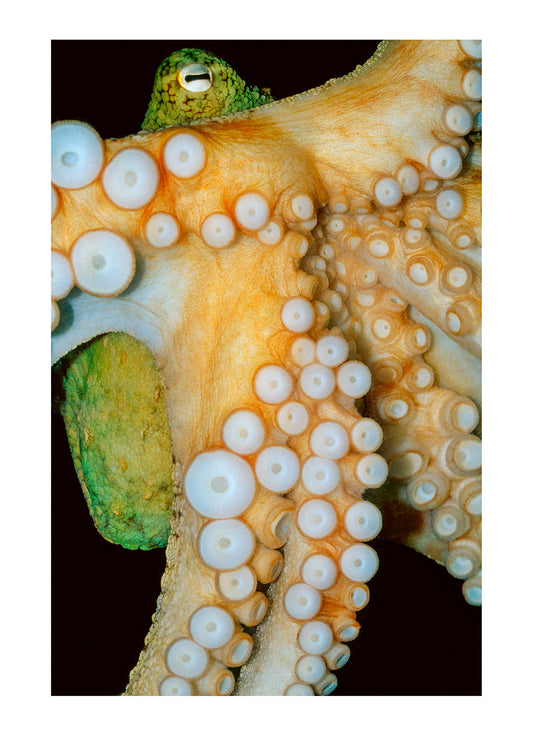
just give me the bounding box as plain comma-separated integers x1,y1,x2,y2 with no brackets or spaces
51,40,481,696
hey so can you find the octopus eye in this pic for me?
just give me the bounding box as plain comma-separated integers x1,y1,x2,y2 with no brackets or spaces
177,63,213,92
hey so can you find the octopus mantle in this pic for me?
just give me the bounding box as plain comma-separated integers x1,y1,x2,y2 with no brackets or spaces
51,40,481,695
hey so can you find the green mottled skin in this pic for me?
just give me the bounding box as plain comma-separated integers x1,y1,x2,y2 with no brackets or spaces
58,50,274,550
61,335,174,550
142,48,273,130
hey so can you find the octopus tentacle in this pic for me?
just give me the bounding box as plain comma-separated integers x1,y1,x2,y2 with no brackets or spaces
52,39,481,695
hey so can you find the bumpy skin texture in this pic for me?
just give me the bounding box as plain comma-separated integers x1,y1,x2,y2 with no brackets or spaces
51,40,481,696
142,48,273,130
60,334,173,549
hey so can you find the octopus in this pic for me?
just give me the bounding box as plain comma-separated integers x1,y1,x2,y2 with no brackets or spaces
51,40,481,695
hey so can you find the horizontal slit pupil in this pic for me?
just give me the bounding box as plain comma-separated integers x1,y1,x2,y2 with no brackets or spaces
185,73,210,82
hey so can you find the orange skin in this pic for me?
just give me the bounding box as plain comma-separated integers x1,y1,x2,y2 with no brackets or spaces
52,41,481,695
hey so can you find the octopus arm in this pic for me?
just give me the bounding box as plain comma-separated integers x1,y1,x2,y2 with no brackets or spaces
52,39,481,695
